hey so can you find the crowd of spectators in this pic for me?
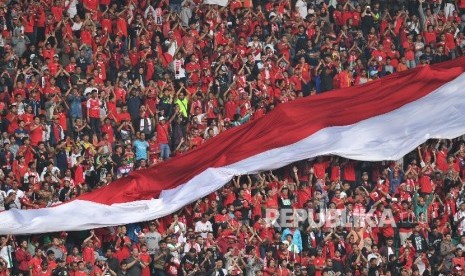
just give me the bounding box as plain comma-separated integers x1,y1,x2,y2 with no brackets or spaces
0,0,464,274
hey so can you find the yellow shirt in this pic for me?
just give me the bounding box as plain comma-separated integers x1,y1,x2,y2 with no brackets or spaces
175,98,189,118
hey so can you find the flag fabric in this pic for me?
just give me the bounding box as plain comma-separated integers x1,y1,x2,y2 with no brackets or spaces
2,59,465,234
203,0,228,6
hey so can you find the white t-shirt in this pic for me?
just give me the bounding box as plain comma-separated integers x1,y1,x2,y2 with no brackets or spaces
214,268,227,276
454,210,465,235
145,231,162,254
165,40,178,57
295,0,308,18
0,245,13,268
195,221,212,238
0,191,6,211
41,167,61,182
167,243,180,261
66,0,78,18
173,59,186,80
70,153,82,167
7,189,24,209
71,21,83,31
247,41,262,61
172,222,186,236
387,246,394,258
288,243,300,254
23,171,40,184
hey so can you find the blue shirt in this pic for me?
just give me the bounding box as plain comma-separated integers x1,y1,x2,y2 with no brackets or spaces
14,129,28,145
67,95,83,118
133,139,149,161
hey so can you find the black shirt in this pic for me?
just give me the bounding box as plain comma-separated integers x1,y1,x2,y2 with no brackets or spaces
428,232,443,252
52,267,69,276
319,66,337,92
35,150,49,174
432,54,450,64
111,153,123,173
233,197,251,218
116,270,128,276
295,33,309,53
107,257,120,273
361,14,374,33
181,254,198,273
409,233,428,253
125,256,143,276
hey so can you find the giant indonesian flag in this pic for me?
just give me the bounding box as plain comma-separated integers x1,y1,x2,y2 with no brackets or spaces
2,59,465,234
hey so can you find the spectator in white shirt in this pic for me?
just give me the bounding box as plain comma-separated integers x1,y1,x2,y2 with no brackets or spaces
0,190,6,211
183,236,201,255
40,162,61,182
454,202,465,236
23,162,40,186
195,214,213,239
295,0,308,19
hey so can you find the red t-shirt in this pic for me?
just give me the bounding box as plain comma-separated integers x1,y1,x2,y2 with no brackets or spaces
156,123,170,144
140,252,151,276
101,124,114,144
343,162,356,181
56,112,67,131
36,269,53,276
115,111,129,123
83,0,99,10
114,88,126,103
43,85,60,96
13,87,26,98
66,255,83,264
419,175,433,194
313,161,329,179
116,18,128,37
81,30,92,46
82,246,95,264
296,187,312,208
403,41,415,61
224,100,238,120
28,256,43,275
30,124,44,146
264,193,279,209
21,113,34,128
87,98,101,118
424,31,437,45
313,257,325,276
